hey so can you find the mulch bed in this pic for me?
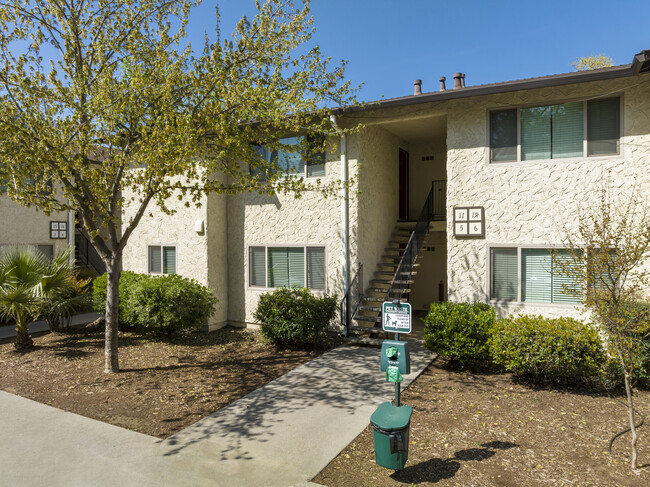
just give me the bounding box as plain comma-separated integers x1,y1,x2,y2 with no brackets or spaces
0,325,337,439
313,358,650,487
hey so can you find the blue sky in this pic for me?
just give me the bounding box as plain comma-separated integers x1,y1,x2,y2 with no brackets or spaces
187,0,649,102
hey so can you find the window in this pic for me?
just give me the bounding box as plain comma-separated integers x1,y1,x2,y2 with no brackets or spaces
249,246,326,290
148,245,176,274
490,97,620,162
251,136,325,180
490,247,582,304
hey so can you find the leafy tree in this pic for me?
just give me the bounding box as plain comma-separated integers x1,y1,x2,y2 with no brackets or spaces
572,54,615,71
0,1,355,371
557,189,650,469
0,247,83,349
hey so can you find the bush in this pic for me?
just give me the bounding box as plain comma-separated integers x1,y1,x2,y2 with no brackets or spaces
93,272,217,334
254,287,337,348
423,302,496,370
489,315,606,385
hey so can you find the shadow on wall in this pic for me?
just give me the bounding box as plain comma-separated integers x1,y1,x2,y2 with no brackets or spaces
447,250,524,317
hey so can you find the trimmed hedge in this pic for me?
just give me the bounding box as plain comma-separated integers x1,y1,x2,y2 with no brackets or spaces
423,302,496,370
93,271,217,334
254,287,337,348
489,315,606,385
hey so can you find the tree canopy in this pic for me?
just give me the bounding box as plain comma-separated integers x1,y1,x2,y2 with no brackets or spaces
0,0,356,371
572,54,615,71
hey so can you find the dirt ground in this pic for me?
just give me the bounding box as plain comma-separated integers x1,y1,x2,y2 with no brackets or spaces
314,359,650,487
0,325,334,438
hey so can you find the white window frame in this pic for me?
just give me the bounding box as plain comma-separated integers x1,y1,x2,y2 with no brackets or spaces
248,244,327,291
487,245,584,306
487,95,623,165
251,136,327,180
148,244,177,275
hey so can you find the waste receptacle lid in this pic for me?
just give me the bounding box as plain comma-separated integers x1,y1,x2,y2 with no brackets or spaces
370,401,413,431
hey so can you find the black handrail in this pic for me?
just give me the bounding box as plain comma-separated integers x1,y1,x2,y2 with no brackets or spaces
75,228,106,275
340,262,363,335
385,182,437,301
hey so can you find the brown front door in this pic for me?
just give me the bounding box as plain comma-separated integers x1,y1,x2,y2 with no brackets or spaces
399,148,409,220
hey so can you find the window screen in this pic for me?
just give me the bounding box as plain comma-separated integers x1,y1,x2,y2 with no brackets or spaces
491,248,518,300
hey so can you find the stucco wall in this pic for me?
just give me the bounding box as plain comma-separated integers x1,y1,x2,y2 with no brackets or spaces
445,75,650,319
0,196,71,256
356,126,406,292
226,149,345,326
121,190,228,328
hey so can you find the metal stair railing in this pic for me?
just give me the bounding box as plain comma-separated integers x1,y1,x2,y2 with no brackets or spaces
384,182,437,302
340,263,363,336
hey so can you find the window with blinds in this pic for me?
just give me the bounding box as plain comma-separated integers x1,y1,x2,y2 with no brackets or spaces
249,246,326,290
490,247,582,304
250,136,326,179
490,97,620,162
149,245,176,274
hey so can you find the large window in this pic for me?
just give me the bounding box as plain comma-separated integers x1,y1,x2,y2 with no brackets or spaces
490,247,582,304
249,246,326,290
490,97,620,162
148,245,176,274
251,136,325,179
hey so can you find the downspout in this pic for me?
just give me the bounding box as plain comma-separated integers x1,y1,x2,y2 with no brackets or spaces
68,211,75,266
330,115,349,336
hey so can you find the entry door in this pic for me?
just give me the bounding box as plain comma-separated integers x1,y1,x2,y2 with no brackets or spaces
398,149,409,220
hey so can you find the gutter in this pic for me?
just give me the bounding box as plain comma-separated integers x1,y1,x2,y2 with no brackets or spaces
330,115,349,336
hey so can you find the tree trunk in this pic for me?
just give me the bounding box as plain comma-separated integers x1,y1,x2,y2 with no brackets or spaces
104,254,122,373
624,372,638,469
14,329,33,350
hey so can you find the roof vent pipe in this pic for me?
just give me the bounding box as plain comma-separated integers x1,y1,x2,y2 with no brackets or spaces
413,79,422,95
439,77,446,91
453,73,462,89
461,73,466,88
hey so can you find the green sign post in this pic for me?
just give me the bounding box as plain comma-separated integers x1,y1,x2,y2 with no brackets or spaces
382,301,412,334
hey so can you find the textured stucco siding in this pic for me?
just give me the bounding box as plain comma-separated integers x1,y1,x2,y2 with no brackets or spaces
356,126,405,291
121,190,227,328
227,151,346,326
0,196,71,255
445,76,650,319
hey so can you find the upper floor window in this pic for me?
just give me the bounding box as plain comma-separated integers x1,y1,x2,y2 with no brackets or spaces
252,136,325,179
490,97,620,163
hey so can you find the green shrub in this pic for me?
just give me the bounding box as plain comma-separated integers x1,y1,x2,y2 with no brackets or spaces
254,287,337,348
93,272,217,334
489,315,606,385
423,302,496,369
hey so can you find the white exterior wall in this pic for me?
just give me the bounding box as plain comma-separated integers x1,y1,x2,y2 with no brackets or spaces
0,196,71,256
121,190,228,329
227,149,347,326
446,76,650,319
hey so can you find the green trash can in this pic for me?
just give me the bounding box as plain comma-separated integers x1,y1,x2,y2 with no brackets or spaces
370,401,413,470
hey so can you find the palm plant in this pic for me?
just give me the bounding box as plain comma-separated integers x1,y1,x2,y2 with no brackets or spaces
0,247,87,349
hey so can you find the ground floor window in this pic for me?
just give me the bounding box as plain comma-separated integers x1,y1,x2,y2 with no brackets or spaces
0,244,53,259
148,245,176,274
490,247,582,304
249,246,325,290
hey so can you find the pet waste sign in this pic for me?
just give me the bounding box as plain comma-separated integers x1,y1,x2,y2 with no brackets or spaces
382,302,412,334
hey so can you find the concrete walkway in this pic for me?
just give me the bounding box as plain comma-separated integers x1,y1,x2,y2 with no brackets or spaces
0,338,435,487
0,311,101,342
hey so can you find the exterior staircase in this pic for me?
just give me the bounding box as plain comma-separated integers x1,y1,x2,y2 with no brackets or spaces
340,180,446,345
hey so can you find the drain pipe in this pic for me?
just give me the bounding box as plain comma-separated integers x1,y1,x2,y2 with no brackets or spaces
330,114,349,336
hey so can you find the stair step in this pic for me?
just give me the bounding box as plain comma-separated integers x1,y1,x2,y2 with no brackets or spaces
347,324,382,333
375,271,418,277
354,315,382,323
371,279,415,285
366,287,411,294
363,296,409,303
343,336,383,347
359,305,381,312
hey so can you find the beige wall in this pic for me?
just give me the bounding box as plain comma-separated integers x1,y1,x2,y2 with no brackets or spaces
445,75,650,319
0,195,71,256
226,149,345,326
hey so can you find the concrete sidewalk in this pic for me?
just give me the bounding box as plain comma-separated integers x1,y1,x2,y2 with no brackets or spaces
0,311,101,342
0,339,435,487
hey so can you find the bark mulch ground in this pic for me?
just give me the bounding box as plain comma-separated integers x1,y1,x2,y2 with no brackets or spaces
0,325,336,439
314,358,650,487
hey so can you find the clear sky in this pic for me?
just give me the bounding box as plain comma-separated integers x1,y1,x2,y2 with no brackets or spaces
187,0,649,103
